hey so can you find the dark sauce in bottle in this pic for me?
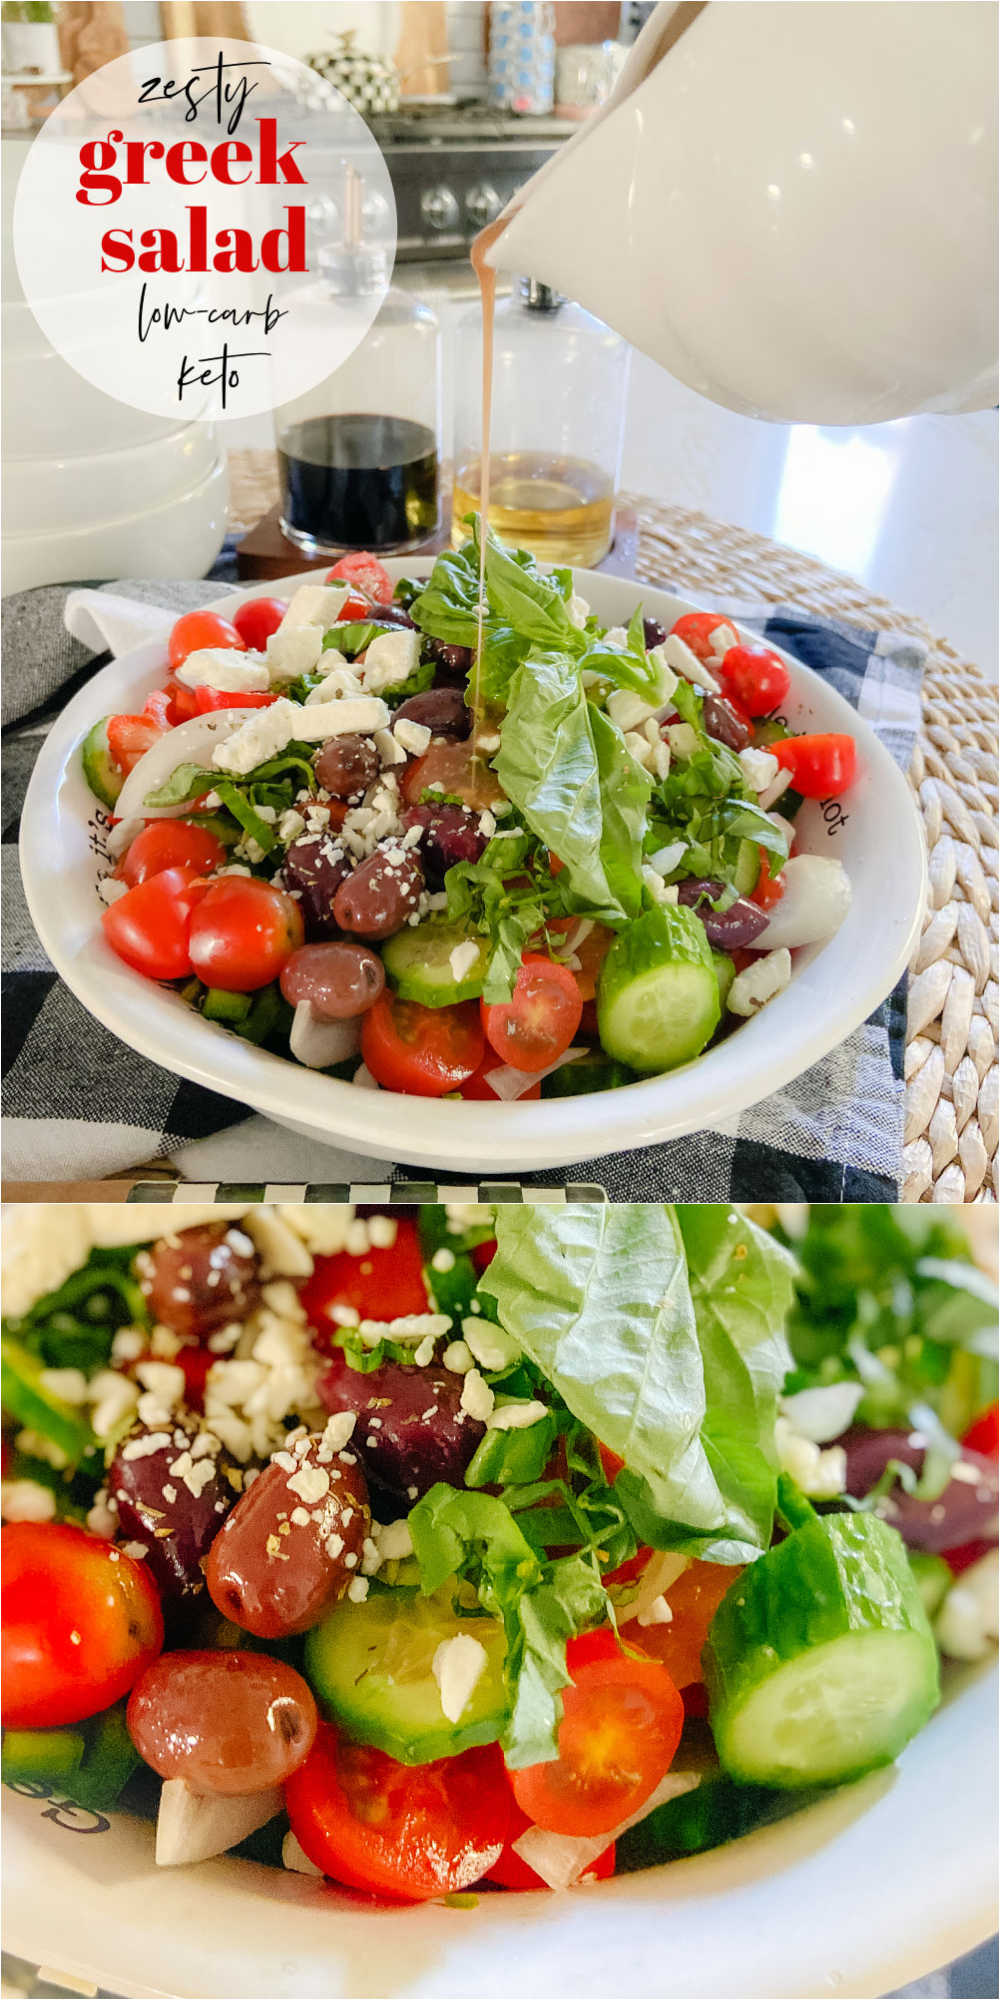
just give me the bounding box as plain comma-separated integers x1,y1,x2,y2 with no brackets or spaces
278,413,439,554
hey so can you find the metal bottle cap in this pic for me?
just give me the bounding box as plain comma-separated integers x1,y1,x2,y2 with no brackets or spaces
519,276,564,312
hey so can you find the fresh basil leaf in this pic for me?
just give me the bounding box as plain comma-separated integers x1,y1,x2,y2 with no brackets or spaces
464,1410,559,1489
480,1205,795,1562
481,530,584,656
410,542,481,644
381,657,436,709
495,650,650,921
143,762,215,808
212,781,277,854
321,621,380,657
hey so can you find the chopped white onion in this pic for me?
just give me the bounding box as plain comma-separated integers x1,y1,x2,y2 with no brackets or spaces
619,1549,690,1626
755,854,852,950
155,1779,283,1867
289,1002,361,1071
512,1766,703,1890
483,1046,588,1102
780,1381,863,1443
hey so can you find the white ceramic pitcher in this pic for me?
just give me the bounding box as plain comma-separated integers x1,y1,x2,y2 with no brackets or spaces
481,0,998,424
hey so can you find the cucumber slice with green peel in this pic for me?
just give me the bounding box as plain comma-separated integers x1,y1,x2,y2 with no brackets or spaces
304,1587,509,1764
615,1773,804,1873
541,1051,632,1098
80,719,123,808
2,1727,86,1788
705,1513,940,1790
732,840,761,897
203,988,253,1025
382,922,488,1006
711,951,736,1010
1,1336,95,1466
596,905,721,1073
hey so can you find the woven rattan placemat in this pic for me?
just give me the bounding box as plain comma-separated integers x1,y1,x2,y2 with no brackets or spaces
227,453,998,1205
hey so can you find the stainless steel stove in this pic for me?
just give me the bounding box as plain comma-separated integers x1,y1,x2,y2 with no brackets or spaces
367,102,572,261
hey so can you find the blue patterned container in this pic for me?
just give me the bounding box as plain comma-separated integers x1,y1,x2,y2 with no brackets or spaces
488,2,556,114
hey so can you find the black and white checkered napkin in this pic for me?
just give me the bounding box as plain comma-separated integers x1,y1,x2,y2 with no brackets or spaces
2,562,926,1198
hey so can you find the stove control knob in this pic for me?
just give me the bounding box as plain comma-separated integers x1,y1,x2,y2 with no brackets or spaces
466,182,501,229
420,185,460,232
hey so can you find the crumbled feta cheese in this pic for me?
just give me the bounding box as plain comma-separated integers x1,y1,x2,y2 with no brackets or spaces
460,1369,495,1424
278,808,306,843
291,697,390,743
487,1400,549,1431
244,1211,314,1280
211,699,300,775
265,626,325,679
373,725,408,767
356,1314,451,1349
636,1595,673,1627
175,648,270,693
607,689,658,733
39,1367,89,1405
277,583,349,633
448,940,481,983
346,1576,370,1603
431,1247,456,1274
377,1518,414,1561
727,948,792,1017
319,1411,357,1456
393,717,432,756
431,1635,488,1724
566,592,590,630
707,619,740,658
663,633,721,692
1,1478,57,1522
641,865,680,906
362,626,421,692
305,662,364,703
443,1340,474,1374
461,1317,521,1372
135,1361,186,1409
602,625,629,650
624,729,654,769
738,746,780,792
111,1326,147,1364
935,1550,999,1661
644,645,679,704
287,1463,330,1506
666,722,700,759
774,1416,846,1498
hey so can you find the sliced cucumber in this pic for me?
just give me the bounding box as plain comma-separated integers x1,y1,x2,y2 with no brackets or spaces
596,905,721,1073
732,840,760,897
541,1052,631,1098
615,1774,801,1873
304,1586,509,1764
712,951,736,1011
1,1336,95,1466
80,719,123,809
382,922,488,1006
203,988,253,1026
705,1513,940,1789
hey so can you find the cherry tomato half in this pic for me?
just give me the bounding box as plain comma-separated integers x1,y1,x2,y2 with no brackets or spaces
231,596,288,651
361,992,485,1096
118,821,227,888
106,713,167,779
628,1560,741,1690
326,551,393,604
749,849,786,911
336,590,374,624
481,954,583,1074
102,865,208,981
163,674,201,723
772,732,857,798
193,686,281,714
669,612,739,665
962,1403,999,1460
718,644,791,718
2,1522,163,1728
167,610,246,671
301,1217,429,1338
508,1631,683,1837
188,877,304,993
285,1723,513,1902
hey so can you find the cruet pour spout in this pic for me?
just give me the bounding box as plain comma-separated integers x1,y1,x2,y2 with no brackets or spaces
476,0,997,426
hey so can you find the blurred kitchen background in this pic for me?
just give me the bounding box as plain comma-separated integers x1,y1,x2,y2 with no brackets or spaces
2,0,996,671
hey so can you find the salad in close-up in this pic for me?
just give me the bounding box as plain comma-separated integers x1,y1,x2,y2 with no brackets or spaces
2,1201,995,1904
80,523,859,1101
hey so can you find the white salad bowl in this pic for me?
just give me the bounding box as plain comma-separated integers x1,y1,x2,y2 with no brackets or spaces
2,1659,996,1999
18,565,927,1173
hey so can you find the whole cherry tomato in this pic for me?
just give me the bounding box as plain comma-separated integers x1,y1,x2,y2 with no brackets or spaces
326,551,393,604
718,644,790,717
118,821,227,887
230,596,288,651
772,732,857,798
167,610,246,671
102,865,208,981
2,1522,163,1728
188,878,304,993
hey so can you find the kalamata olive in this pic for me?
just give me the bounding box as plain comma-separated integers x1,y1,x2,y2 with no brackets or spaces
136,1223,261,1338
838,1427,999,1554
108,1415,242,1600
282,832,351,939
280,942,385,1019
401,804,488,888
318,1349,485,1502
643,616,668,650
426,637,474,682
332,846,424,941
127,1649,317,1794
368,600,417,630
394,688,471,740
702,693,753,752
205,1428,371,1637
314,734,381,801
676,879,769,950
401,741,504,811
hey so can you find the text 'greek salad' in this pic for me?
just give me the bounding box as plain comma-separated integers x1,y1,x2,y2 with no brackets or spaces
3,1202,996,1901
81,529,859,1099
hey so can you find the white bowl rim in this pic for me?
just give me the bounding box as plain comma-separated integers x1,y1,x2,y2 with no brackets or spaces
5,456,227,548
19,563,928,1173
2,1661,996,1999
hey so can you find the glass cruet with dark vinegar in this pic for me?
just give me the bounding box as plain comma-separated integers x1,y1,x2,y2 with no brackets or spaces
275,198,441,557
452,276,629,565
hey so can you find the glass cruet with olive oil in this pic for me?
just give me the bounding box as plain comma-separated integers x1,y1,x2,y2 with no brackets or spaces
452,277,629,565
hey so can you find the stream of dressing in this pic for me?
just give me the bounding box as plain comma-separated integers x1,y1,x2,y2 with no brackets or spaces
468,212,512,765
